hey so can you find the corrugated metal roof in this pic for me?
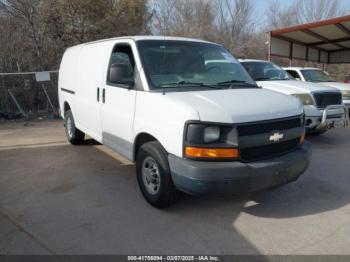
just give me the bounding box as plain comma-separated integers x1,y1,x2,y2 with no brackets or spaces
269,15,350,64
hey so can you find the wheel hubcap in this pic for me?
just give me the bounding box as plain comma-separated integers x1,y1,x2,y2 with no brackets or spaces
142,157,161,195
67,117,73,138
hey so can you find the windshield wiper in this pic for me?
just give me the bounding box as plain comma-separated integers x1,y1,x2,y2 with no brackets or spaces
159,81,204,87
216,80,258,88
314,80,335,82
254,77,272,81
254,77,291,81
158,81,222,89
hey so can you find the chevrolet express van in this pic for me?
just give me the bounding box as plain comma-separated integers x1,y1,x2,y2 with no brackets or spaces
58,36,311,207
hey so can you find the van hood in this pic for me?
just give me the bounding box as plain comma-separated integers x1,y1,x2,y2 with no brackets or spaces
256,80,338,95
317,82,350,92
165,88,303,123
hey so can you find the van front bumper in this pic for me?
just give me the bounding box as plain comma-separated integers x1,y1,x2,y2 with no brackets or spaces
168,142,311,195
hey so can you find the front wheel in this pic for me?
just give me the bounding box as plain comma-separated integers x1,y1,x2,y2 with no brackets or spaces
64,110,85,145
136,141,179,208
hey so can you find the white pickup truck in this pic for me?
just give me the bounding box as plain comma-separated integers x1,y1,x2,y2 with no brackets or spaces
284,67,350,113
58,36,311,207
240,60,348,134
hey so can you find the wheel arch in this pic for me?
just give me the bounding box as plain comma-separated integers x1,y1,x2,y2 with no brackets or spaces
63,101,71,114
60,101,72,119
133,132,163,162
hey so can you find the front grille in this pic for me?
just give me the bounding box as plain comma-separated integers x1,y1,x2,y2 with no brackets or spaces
240,138,300,162
327,114,343,119
237,116,302,136
314,92,342,108
237,116,303,162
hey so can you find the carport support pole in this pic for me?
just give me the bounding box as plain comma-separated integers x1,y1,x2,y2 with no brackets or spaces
268,32,272,61
305,47,309,67
289,42,293,67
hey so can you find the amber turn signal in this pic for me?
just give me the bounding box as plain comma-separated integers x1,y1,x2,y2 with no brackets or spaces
185,146,239,159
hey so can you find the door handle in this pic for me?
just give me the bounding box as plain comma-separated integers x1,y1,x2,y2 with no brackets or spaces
102,88,105,103
97,87,100,102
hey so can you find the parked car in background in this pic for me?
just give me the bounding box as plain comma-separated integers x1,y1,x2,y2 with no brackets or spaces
59,36,311,207
284,67,350,112
240,60,348,134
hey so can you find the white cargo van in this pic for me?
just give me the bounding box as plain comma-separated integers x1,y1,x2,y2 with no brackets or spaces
59,36,311,207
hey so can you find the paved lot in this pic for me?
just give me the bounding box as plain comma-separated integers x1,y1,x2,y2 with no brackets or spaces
0,120,350,255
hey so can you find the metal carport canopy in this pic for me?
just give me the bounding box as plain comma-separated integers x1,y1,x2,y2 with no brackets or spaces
268,15,350,64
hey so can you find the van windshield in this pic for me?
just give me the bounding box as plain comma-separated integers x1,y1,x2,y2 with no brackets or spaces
136,40,257,90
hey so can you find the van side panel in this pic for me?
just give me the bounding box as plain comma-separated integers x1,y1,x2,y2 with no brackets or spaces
58,46,82,118
74,43,112,142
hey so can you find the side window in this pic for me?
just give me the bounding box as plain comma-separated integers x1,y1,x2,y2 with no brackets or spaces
287,70,300,79
107,44,135,87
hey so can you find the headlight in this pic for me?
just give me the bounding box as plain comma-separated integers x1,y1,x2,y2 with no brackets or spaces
184,122,239,160
203,126,220,143
291,94,314,105
341,90,350,100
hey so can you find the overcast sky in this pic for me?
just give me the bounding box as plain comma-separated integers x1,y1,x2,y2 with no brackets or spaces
250,0,349,29
252,0,350,16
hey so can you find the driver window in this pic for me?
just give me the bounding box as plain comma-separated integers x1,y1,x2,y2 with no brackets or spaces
107,44,135,87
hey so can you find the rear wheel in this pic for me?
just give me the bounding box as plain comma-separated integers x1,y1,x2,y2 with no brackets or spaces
64,110,85,145
136,141,179,208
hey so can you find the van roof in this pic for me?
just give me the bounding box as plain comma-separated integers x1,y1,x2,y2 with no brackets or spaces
69,36,218,49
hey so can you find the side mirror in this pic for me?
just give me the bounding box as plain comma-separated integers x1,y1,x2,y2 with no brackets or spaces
109,63,134,87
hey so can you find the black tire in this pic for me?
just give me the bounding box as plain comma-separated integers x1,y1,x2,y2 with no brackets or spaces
136,141,179,208
64,110,85,145
307,129,327,136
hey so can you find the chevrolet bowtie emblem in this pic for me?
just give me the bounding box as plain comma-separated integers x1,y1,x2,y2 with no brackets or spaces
269,132,284,142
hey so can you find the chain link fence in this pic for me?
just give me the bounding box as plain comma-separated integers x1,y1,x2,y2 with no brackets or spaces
0,68,348,121
0,71,59,120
